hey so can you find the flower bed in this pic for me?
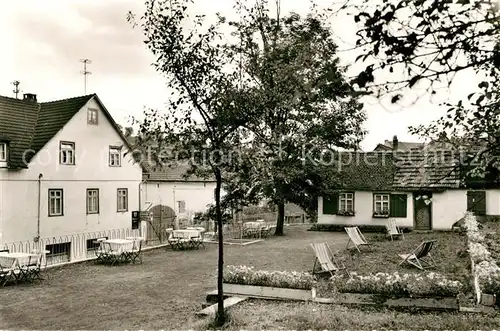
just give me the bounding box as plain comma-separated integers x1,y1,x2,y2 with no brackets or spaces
223,265,316,290
330,272,462,298
463,212,500,303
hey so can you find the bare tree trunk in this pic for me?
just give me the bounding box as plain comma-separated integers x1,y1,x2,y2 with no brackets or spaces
274,201,285,236
214,168,226,326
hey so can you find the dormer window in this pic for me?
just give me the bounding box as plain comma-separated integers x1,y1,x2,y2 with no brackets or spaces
109,146,121,167
88,108,98,125
0,142,7,161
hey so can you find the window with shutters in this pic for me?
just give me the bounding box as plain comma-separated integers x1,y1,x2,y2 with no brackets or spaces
389,194,407,218
373,193,390,217
322,196,337,215
337,192,355,216
467,190,486,216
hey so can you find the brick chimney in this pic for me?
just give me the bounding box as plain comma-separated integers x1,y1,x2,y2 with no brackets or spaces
392,135,399,151
23,93,37,102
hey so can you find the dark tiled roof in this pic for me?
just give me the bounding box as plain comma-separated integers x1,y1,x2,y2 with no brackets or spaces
374,140,425,151
0,96,40,168
143,162,215,182
392,150,461,190
30,96,93,158
335,152,396,191
0,94,140,170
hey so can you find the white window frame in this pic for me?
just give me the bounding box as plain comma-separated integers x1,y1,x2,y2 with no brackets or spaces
88,108,98,125
374,193,390,213
86,189,99,214
339,192,354,212
60,141,75,165
0,142,7,161
117,188,128,212
49,189,63,216
109,147,121,167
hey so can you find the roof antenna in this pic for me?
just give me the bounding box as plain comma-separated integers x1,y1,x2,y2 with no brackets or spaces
11,80,21,99
80,59,92,95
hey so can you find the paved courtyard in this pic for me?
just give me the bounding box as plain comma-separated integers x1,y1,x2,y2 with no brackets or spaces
0,226,346,330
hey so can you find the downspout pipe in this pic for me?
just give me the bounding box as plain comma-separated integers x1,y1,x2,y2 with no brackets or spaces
138,175,149,237
35,173,43,242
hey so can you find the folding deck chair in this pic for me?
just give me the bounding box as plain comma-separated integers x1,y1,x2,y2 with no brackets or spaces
310,243,347,277
386,219,405,241
398,240,437,270
345,226,371,252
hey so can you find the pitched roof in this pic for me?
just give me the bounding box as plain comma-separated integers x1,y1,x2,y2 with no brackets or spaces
392,150,462,190
374,140,425,151
334,152,396,191
0,96,40,168
30,96,94,160
143,162,216,182
0,94,141,170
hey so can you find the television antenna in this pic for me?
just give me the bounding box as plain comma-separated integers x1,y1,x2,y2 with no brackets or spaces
11,80,21,99
80,59,92,94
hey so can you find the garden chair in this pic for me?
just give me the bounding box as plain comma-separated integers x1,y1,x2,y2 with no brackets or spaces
129,237,144,264
22,253,43,282
398,240,437,270
344,226,371,252
310,242,347,277
386,219,405,241
94,238,111,264
0,259,15,287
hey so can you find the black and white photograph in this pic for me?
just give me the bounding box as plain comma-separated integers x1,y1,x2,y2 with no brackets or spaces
0,0,499,329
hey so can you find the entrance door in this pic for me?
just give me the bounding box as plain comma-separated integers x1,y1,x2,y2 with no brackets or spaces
414,192,432,230
148,205,176,243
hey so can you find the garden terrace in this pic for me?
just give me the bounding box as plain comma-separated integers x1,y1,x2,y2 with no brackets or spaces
0,225,497,330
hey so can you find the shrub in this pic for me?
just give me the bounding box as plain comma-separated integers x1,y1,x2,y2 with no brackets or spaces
468,242,492,263
223,265,316,290
331,272,463,298
475,261,500,299
463,212,500,300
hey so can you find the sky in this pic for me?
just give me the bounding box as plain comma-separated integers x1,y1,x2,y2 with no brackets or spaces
0,0,484,151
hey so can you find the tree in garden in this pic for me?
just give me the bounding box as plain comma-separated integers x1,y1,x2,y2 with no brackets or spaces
227,0,366,234
127,0,257,325
349,0,500,181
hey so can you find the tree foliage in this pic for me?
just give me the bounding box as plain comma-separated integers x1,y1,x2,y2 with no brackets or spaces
350,0,500,182
227,0,366,233
127,0,257,325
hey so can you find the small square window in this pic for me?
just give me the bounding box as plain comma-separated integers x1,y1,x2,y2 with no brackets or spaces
109,147,121,167
87,189,99,214
0,142,7,161
88,108,98,125
60,142,75,165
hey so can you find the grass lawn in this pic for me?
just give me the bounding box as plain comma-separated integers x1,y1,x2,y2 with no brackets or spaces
334,231,471,287
483,220,500,264
188,300,500,330
0,225,495,330
0,225,344,330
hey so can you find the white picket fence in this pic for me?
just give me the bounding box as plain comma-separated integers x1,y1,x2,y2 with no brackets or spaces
2,227,145,267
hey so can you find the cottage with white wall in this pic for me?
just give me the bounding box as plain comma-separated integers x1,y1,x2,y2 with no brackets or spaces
317,150,500,230
0,93,143,262
141,164,217,234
